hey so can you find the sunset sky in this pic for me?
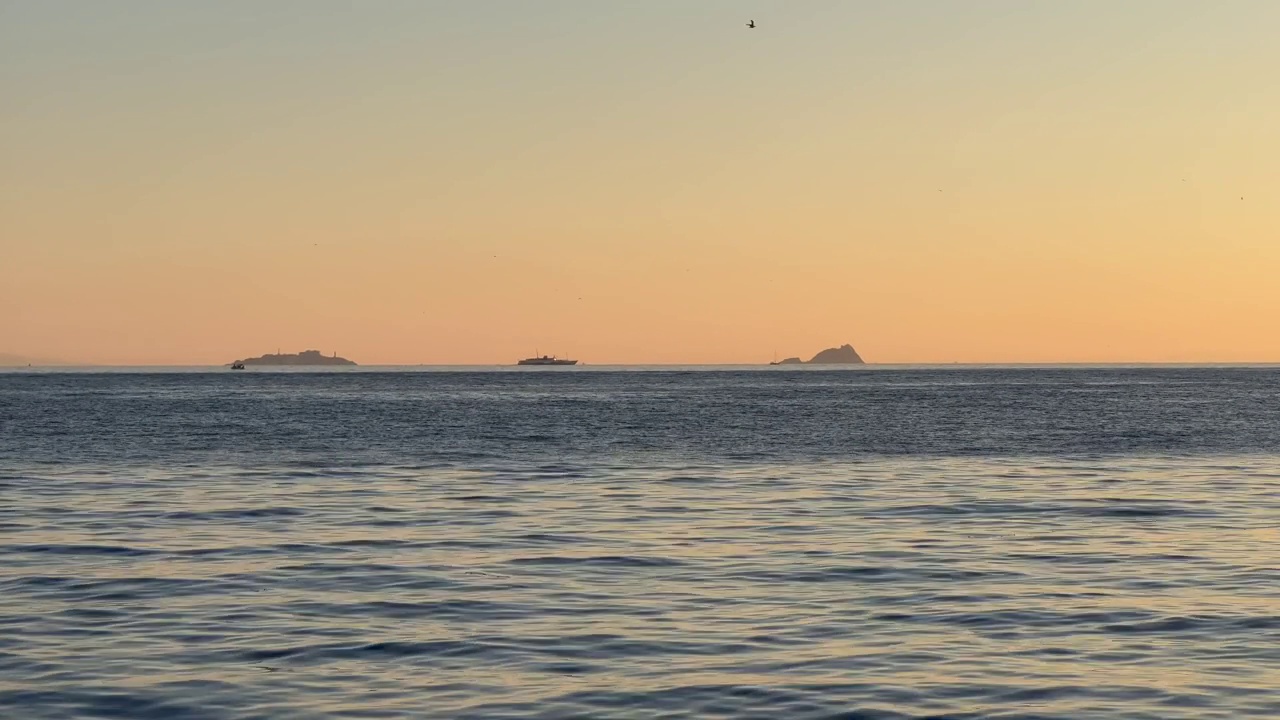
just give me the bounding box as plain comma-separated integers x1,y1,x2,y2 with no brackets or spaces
4,1,1279,365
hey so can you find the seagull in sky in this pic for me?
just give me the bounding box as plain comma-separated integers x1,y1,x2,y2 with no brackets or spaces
747,20,756,29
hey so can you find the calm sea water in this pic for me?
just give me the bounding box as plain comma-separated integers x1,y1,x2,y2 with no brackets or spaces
1,366,1278,719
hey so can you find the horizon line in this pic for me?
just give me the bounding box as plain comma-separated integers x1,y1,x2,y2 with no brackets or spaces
6,361,1280,369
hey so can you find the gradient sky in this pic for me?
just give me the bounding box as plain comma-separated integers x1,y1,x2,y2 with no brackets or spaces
3,1,1278,364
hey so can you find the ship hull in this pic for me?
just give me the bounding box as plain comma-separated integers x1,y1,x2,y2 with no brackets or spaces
517,358,578,366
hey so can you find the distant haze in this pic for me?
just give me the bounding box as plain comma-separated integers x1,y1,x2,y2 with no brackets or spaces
0,354,60,367
4,1,1279,365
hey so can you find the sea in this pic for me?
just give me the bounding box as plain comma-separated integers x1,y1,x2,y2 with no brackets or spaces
1,365,1277,720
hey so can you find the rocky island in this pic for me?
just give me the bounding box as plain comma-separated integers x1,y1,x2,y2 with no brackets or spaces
772,343,864,365
231,350,356,366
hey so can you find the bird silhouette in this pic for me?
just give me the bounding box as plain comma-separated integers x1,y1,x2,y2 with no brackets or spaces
747,20,756,29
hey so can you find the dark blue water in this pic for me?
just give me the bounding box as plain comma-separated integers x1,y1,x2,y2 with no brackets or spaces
2,366,1278,719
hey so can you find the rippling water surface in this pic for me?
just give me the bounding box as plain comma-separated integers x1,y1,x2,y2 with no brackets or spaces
2,366,1278,719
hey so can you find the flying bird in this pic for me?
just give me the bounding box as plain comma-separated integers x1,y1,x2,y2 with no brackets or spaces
747,20,756,29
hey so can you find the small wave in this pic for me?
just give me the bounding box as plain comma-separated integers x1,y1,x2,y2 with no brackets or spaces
444,684,918,720
238,639,491,664
511,532,588,545
1104,614,1280,634
736,565,1022,584
506,555,686,568
655,475,720,485
879,500,1210,519
0,574,254,601
1086,505,1200,518
2,543,158,557
157,507,306,521
0,688,233,720
290,599,533,621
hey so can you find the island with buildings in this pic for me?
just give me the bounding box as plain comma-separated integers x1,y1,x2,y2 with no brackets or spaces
771,344,864,365
230,350,356,367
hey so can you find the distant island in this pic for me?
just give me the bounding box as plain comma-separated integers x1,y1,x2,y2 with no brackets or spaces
772,344,865,365
231,350,356,366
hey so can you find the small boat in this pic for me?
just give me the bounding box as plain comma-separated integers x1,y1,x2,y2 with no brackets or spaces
517,355,577,366
230,362,246,370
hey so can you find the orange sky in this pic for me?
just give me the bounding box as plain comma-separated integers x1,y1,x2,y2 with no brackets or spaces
3,2,1278,364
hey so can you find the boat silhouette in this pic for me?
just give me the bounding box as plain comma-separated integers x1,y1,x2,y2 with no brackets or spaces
517,354,578,366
